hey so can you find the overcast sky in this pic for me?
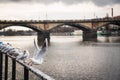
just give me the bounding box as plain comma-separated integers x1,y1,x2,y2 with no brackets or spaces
0,0,120,20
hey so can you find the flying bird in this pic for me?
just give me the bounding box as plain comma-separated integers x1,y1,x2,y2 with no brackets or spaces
28,38,48,65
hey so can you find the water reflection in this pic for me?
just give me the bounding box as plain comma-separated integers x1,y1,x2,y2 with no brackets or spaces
0,36,120,80
98,36,120,43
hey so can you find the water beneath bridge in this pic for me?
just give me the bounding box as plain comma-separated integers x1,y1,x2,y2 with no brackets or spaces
0,36,120,80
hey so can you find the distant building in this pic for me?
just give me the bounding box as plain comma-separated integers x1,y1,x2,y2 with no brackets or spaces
113,15,120,19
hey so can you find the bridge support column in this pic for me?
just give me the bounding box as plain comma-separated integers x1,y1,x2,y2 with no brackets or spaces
37,32,45,46
83,30,97,41
43,31,50,45
37,31,50,46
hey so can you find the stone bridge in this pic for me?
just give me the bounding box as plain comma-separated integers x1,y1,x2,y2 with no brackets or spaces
0,18,120,42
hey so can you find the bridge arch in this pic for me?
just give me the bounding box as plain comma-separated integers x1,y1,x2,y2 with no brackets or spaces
96,22,120,30
0,24,46,45
49,23,97,41
49,23,92,31
0,24,43,33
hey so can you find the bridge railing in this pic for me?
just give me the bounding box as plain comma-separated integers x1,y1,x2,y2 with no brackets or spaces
0,51,54,80
0,18,120,23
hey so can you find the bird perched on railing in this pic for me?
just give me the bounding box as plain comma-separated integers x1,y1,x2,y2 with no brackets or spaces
16,50,30,62
0,42,29,63
1,43,12,53
0,43,12,53
7,48,23,57
0,44,7,51
4,47,15,53
27,38,48,65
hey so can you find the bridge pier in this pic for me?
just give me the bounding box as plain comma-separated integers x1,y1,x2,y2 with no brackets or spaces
83,30,97,41
37,32,44,46
43,31,50,45
37,31,50,46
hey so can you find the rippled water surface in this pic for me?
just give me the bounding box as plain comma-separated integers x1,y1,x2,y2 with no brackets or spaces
0,36,120,80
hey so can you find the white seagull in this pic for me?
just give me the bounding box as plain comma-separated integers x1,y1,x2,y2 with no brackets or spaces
7,48,23,57
1,44,12,53
17,50,30,62
29,38,48,65
4,47,15,53
0,44,7,51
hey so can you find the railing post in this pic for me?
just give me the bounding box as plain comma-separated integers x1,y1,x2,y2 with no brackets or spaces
12,59,16,80
24,67,29,80
4,55,8,80
0,52,3,80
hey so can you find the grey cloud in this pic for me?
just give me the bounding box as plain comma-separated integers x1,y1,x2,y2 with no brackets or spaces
0,0,120,6
93,0,120,6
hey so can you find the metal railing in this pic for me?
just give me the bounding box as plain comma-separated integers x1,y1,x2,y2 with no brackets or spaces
0,51,55,80
0,18,120,24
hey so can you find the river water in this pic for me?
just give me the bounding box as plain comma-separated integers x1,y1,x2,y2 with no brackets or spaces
0,36,120,80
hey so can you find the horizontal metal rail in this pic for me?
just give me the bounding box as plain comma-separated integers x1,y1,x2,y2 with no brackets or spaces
0,52,55,80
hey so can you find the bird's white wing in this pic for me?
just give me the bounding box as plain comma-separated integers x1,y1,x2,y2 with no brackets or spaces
31,38,48,65
16,53,24,60
31,57,43,65
34,40,47,59
24,50,30,58
38,48,46,57
34,39,40,51
45,38,48,48
33,39,43,57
